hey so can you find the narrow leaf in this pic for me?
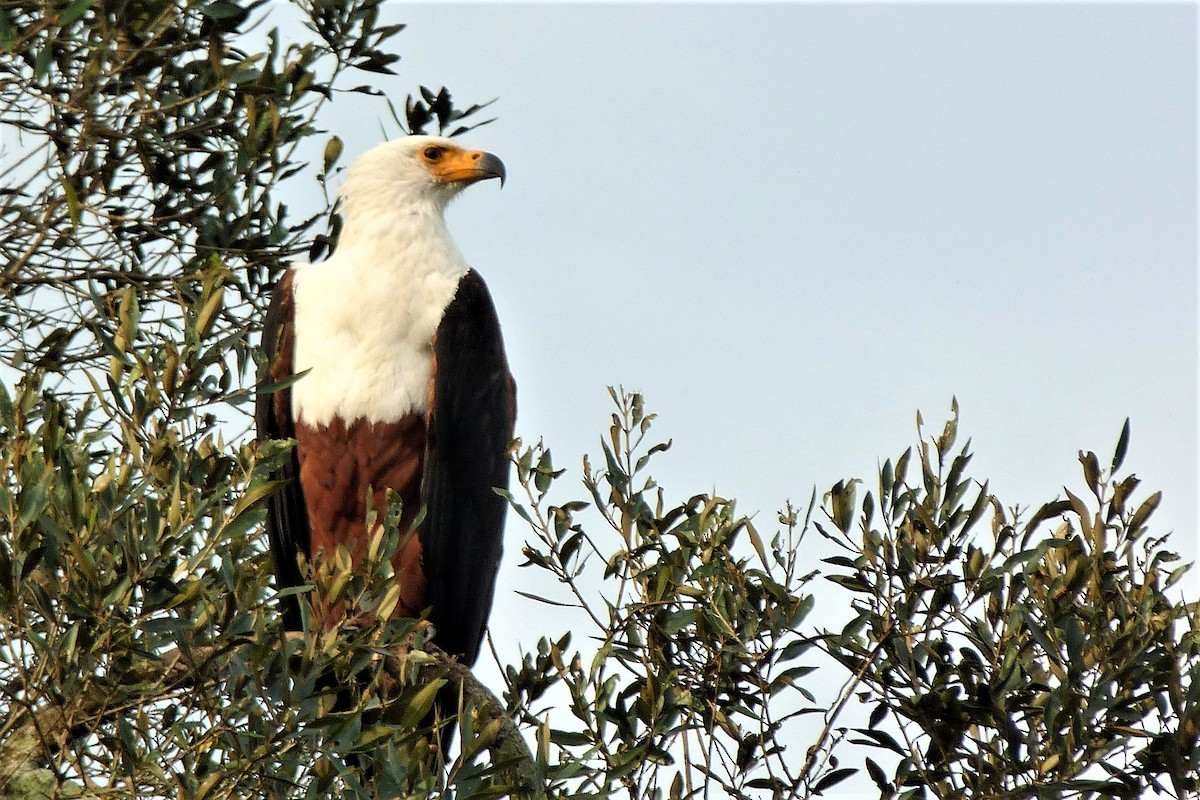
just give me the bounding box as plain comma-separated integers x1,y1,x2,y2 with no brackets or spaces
1111,418,1131,473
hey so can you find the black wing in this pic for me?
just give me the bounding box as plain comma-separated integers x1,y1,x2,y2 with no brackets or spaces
421,269,516,666
255,273,309,631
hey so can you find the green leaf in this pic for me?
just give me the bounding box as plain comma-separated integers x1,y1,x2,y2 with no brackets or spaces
1079,450,1102,495
20,546,46,582
1061,615,1084,669
1023,499,1073,536
33,42,51,82
826,574,871,593
559,531,584,566
399,678,446,728
17,470,50,532
513,590,573,608
60,0,92,24
351,725,395,752
1128,491,1161,534
1024,616,1057,657
868,702,888,729
894,448,912,499
227,479,283,523
778,638,812,663
793,593,815,625
850,728,907,755
323,135,344,174
1111,418,1131,473
963,482,990,533
814,767,856,794
660,609,696,635
459,717,502,761
744,518,770,569
880,458,894,497
200,1,245,19
549,728,591,747
0,8,15,52
60,177,81,230
865,757,889,790
830,479,856,534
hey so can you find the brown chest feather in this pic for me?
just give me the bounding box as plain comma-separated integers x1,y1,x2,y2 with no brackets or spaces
294,414,427,619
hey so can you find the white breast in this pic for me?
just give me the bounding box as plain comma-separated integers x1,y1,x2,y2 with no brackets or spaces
290,240,468,427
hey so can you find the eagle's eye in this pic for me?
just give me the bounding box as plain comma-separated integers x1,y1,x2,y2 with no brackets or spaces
423,146,444,161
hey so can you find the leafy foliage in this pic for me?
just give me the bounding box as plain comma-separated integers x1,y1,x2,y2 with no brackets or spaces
503,389,828,798
817,406,1199,798
0,294,517,797
0,2,505,798
498,394,1197,799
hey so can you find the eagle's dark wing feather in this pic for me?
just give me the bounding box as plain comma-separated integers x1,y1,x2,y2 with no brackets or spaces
421,269,516,665
255,271,309,631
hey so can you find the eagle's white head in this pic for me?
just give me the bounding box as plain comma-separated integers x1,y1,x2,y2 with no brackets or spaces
292,136,507,425
338,135,505,224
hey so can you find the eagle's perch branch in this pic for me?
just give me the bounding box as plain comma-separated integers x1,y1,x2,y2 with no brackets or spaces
0,637,543,799
410,644,545,799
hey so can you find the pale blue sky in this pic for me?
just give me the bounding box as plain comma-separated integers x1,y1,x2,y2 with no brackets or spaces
278,2,1196,791
342,4,1196,568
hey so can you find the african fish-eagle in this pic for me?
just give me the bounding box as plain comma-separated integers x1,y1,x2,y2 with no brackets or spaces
255,136,515,667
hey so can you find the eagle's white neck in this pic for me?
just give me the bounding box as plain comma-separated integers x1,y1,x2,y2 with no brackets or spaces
289,202,469,427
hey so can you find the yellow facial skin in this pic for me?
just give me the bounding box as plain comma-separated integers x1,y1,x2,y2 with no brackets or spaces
420,144,506,187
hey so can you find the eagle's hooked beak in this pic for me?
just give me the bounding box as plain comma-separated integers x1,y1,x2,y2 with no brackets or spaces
474,151,507,188
434,149,506,188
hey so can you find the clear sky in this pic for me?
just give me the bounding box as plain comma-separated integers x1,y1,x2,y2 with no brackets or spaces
277,2,1196,790
324,7,1196,566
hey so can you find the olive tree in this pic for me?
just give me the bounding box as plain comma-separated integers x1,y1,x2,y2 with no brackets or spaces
504,393,1198,799
0,2,508,797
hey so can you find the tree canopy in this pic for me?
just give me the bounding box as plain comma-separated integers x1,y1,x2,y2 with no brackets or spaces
0,3,1196,798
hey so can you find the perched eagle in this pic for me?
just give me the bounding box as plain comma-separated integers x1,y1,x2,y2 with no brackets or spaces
255,136,514,667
